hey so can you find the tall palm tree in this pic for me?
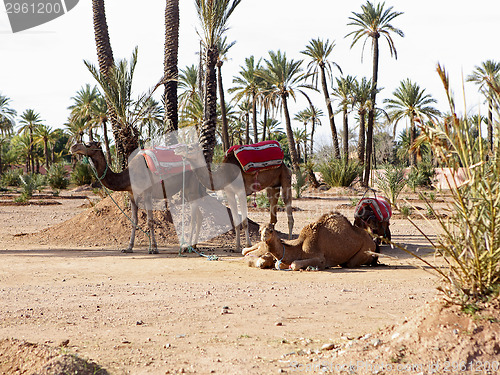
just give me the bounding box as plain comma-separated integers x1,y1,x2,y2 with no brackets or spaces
301,38,342,159
68,84,100,141
163,0,180,134
257,50,306,172
467,60,500,151
384,79,439,166
18,109,43,174
216,37,235,151
85,47,140,165
34,124,55,169
229,56,264,144
293,128,308,163
352,77,373,165
346,0,404,185
92,0,134,168
332,75,356,160
0,94,16,174
195,0,242,164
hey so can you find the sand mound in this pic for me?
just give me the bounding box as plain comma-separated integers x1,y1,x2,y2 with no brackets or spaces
0,338,108,375
298,297,500,374
29,192,260,250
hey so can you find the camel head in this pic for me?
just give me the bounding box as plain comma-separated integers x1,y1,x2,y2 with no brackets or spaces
260,223,276,243
70,141,103,158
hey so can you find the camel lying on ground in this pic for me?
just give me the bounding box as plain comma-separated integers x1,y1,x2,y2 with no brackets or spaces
243,212,379,270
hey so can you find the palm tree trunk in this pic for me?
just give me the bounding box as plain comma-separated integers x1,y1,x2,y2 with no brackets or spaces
102,119,113,166
410,113,416,166
252,94,258,144
320,65,340,159
343,107,349,160
357,109,366,165
217,61,230,151
245,111,250,144
44,140,49,169
363,37,379,186
163,0,179,134
261,107,268,142
199,46,218,165
282,94,300,172
310,118,315,160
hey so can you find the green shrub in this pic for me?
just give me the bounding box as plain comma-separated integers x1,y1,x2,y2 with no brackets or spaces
376,163,406,209
407,161,435,191
318,158,362,188
18,173,45,199
1,168,23,186
47,163,69,190
293,168,307,198
71,161,93,186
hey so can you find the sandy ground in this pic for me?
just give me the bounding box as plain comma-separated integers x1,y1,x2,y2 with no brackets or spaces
0,189,445,374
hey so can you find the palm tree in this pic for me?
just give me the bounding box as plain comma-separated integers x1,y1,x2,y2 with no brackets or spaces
92,0,132,167
216,37,235,151
179,64,201,111
34,124,56,169
301,38,342,159
18,109,43,174
68,84,100,140
229,56,264,144
384,79,439,166
85,47,140,165
195,0,242,164
467,60,500,150
332,75,356,160
294,106,323,160
293,128,308,163
163,0,180,134
136,97,164,144
352,77,373,165
346,0,404,185
0,94,16,174
90,95,113,166
257,50,306,172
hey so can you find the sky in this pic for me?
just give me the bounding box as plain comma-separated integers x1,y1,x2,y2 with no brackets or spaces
1,0,499,146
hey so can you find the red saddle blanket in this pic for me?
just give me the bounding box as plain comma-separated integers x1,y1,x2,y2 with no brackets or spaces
354,197,392,222
139,145,190,176
227,140,284,174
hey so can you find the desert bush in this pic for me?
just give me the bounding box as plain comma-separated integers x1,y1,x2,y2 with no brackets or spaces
317,158,361,188
418,64,500,304
293,168,307,198
71,161,93,186
375,163,406,208
1,168,23,186
18,173,46,200
46,163,69,190
407,160,435,191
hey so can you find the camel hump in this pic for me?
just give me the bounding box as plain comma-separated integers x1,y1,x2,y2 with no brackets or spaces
226,141,284,173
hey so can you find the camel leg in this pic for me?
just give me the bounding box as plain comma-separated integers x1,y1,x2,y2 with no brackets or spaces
290,256,326,271
282,184,294,239
345,249,376,268
189,202,203,249
267,187,279,227
225,191,241,252
146,208,159,254
238,190,251,248
124,196,138,253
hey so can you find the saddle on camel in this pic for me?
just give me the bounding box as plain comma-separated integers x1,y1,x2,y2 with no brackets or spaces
353,195,392,243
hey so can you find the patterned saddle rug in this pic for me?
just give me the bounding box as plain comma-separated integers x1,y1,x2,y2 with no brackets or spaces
226,140,284,174
354,197,392,223
140,144,191,177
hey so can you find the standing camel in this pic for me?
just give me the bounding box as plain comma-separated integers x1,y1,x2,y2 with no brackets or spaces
70,141,204,253
175,141,294,251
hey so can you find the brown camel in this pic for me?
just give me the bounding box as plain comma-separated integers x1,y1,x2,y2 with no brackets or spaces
70,141,204,253
175,143,294,251
243,212,378,270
